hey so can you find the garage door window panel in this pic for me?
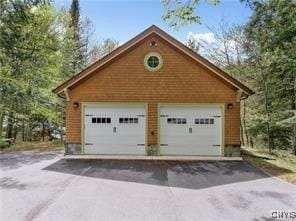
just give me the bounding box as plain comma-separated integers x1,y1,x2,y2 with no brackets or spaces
91,117,111,124
167,118,186,124
119,117,139,124
195,118,215,125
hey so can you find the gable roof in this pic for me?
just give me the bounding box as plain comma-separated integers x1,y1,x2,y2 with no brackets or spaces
53,25,254,97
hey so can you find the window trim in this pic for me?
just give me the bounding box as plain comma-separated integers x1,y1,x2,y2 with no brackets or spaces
144,52,163,71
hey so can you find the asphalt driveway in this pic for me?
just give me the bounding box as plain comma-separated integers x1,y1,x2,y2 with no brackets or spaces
1,152,295,221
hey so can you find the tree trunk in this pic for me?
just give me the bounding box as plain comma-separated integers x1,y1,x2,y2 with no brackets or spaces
242,100,250,146
266,116,272,154
250,137,254,148
42,121,45,142
240,123,245,147
60,125,64,142
22,119,25,141
291,94,296,155
6,112,13,138
240,102,245,146
12,114,18,141
293,124,296,155
262,74,273,154
60,103,65,142
47,126,52,141
0,111,5,138
13,124,18,140
27,122,33,141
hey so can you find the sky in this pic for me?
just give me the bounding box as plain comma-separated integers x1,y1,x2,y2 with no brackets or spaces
54,0,252,45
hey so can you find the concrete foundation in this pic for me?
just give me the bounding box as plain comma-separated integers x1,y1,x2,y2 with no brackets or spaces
147,144,158,156
65,143,81,155
64,143,241,158
224,144,241,157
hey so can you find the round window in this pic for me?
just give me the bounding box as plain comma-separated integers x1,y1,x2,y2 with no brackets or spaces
144,52,163,71
147,56,159,68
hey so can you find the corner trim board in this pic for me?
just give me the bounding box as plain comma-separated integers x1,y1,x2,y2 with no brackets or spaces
64,88,70,102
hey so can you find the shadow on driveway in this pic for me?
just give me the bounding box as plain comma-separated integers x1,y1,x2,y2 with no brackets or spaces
0,152,61,170
43,159,270,190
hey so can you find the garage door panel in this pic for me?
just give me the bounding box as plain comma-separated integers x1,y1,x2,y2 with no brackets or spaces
160,105,222,156
84,105,146,155
89,136,144,144
160,145,220,156
160,128,188,136
84,145,145,155
160,107,221,115
86,136,144,143
162,136,219,144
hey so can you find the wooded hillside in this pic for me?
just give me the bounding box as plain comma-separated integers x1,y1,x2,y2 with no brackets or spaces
0,0,118,145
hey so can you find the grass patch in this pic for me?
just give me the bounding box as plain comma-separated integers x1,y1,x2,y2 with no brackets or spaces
0,140,64,153
242,147,296,184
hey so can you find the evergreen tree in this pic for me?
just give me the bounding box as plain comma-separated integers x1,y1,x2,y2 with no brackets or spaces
69,0,85,72
0,1,118,142
69,0,80,43
245,0,296,154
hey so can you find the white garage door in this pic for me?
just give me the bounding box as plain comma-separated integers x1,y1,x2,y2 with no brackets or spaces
160,105,222,156
84,104,146,155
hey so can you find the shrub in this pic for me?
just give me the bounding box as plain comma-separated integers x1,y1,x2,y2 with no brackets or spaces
0,139,11,149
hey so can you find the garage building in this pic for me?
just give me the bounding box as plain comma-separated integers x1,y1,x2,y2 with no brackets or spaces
53,25,253,157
